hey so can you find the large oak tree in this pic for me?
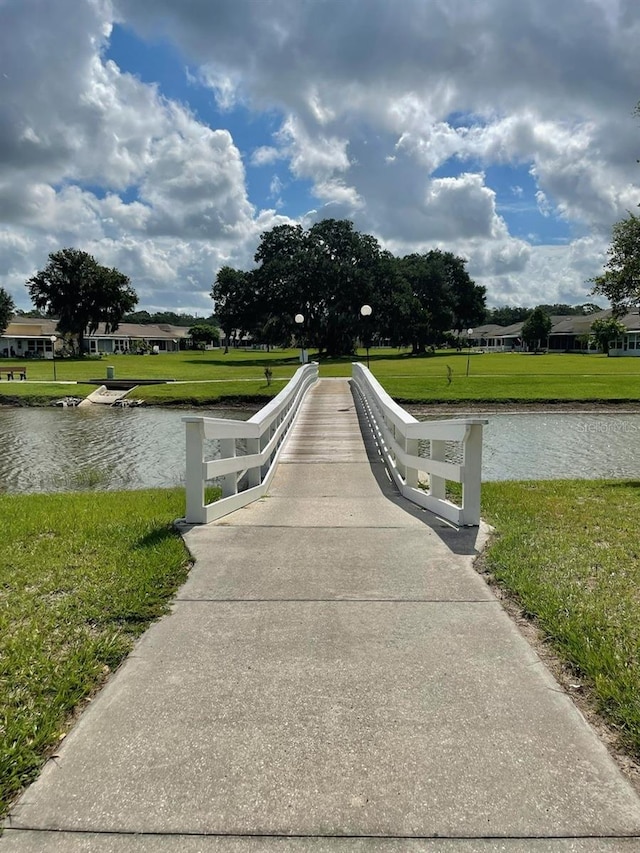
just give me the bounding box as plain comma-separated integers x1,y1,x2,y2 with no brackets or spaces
213,219,485,357
27,249,137,355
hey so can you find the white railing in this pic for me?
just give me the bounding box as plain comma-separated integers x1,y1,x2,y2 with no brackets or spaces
352,363,487,526
183,363,318,524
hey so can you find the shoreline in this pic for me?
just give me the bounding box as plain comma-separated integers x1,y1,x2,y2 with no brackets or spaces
404,400,640,416
3,395,640,416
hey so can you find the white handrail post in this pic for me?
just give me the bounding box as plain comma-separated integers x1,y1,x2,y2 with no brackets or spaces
461,424,483,526
395,424,407,482
430,439,447,500
405,437,419,488
220,438,238,498
246,437,262,488
185,420,206,524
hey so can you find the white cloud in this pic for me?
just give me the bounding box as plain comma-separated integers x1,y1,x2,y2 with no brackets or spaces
536,190,552,218
269,175,284,197
0,0,284,311
251,146,283,167
194,65,242,111
313,179,363,209
277,115,351,180
2,0,639,312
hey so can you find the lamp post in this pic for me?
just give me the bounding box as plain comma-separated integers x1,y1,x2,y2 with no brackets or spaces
294,313,307,363
360,304,373,369
50,335,57,381
466,328,473,377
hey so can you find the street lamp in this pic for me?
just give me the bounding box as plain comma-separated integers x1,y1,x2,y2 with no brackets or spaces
466,328,473,377
50,335,57,381
360,304,373,369
294,313,307,363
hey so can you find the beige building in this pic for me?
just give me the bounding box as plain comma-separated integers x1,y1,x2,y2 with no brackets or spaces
1,316,191,358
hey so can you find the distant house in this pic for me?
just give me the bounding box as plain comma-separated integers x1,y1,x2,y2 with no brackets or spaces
218,329,253,349
1,317,59,358
83,322,190,354
546,309,640,355
606,312,640,357
467,324,508,350
1,317,191,357
547,312,607,351
468,309,640,355
468,322,524,351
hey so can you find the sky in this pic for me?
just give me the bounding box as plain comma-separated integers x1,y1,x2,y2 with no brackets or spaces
1,0,639,316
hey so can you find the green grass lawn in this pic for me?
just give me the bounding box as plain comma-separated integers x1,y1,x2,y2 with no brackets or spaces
0,349,640,405
0,488,206,819
482,479,640,760
0,348,305,383
2,348,640,405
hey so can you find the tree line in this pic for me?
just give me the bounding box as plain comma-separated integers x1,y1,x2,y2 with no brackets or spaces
484,303,602,327
213,219,486,356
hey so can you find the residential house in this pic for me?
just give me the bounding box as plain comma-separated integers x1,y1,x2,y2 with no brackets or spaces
467,324,508,351
1,316,191,357
469,309,640,355
547,311,609,351
83,322,190,354
606,311,640,357
1,317,59,358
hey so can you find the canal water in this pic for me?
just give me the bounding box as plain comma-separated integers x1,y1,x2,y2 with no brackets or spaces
449,412,640,481
0,406,250,494
1,407,640,493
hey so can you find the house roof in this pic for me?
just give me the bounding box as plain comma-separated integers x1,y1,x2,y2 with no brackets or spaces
470,324,506,337
3,317,192,340
548,310,610,336
497,321,525,337
5,317,58,335
87,323,191,340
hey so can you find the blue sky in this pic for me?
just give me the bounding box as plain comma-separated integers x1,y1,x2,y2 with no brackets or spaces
106,24,343,221
1,0,638,313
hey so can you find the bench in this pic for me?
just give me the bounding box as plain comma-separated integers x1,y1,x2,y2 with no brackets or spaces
0,367,27,380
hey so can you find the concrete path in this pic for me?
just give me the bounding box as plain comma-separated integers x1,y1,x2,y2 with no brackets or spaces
4,378,640,851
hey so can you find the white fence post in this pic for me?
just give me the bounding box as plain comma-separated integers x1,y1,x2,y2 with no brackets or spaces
219,438,238,497
461,423,483,526
246,438,262,488
185,420,206,524
429,439,447,501
405,437,419,488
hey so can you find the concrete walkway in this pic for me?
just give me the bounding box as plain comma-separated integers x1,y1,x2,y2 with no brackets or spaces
4,379,640,851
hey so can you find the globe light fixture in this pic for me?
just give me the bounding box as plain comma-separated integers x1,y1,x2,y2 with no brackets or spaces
360,304,373,369
466,328,473,377
294,314,307,363
50,335,57,381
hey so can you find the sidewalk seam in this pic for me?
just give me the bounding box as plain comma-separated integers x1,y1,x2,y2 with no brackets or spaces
7,827,640,841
